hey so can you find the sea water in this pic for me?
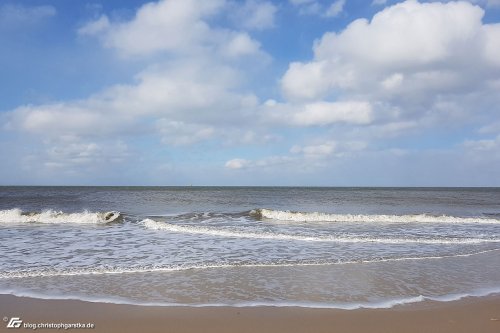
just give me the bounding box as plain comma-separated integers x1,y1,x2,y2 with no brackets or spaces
1,186,499,308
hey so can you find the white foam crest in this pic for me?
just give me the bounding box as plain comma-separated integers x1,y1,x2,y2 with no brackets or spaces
1,286,499,310
142,219,499,245
2,248,499,280
0,208,120,224
255,209,500,224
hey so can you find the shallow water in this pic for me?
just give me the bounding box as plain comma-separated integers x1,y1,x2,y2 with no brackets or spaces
1,186,500,308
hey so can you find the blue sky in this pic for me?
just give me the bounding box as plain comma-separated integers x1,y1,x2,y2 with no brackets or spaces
1,0,500,186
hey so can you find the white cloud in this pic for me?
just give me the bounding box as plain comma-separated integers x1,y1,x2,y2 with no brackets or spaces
262,100,373,126
281,61,330,101
325,0,346,17
289,0,323,15
289,0,315,5
290,0,346,17
5,0,500,185
225,138,369,174
225,158,250,169
313,1,485,66
439,0,500,7
104,0,224,56
232,0,277,30
479,121,500,134
45,140,129,168
280,0,500,132
291,139,367,157
483,24,500,66
79,0,266,59
21,136,131,177
78,15,110,35
290,101,372,126
157,120,215,146
220,32,262,57
290,142,336,156
463,135,500,151
7,59,258,138
225,155,293,170
0,4,56,26
9,0,269,149
381,73,404,90
8,103,120,137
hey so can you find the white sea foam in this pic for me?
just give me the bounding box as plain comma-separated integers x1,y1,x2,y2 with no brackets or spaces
2,248,499,280
253,209,500,224
0,287,498,310
0,209,121,224
142,219,499,244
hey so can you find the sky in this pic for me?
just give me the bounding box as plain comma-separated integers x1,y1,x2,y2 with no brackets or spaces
1,0,500,186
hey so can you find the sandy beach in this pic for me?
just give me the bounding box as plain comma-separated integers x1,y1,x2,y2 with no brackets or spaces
0,294,499,333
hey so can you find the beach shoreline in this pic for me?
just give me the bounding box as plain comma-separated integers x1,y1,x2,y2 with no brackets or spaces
1,294,499,333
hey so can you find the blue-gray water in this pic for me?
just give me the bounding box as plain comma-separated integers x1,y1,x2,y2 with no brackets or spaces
1,186,500,308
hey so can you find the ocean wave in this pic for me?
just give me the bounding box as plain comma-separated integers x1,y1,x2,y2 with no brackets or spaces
0,209,121,224
3,288,499,309
142,218,499,244
251,209,500,224
2,248,499,279
1,287,499,309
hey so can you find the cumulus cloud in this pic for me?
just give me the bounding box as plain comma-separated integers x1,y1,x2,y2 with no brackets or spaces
10,0,268,143
4,0,500,185
2,0,278,181
7,60,259,139
79,0,266,59
85,0,223,56
280,0,500,131
313,1,485,67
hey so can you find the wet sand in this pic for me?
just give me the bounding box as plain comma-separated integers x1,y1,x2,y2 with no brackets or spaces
0,294,499,333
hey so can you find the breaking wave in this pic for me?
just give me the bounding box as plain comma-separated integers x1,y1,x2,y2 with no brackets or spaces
0,209,121,224
2,248,499,279
251,209,500,224
2,287,500,309
142,219,500,244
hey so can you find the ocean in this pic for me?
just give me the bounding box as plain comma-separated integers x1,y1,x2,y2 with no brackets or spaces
1,186,500,309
